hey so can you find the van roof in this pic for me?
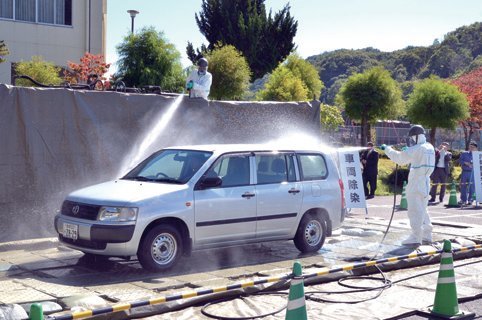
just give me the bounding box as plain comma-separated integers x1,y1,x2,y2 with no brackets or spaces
164,143,329,154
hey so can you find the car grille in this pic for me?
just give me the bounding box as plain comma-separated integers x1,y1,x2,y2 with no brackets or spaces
61,200,101,220
59,235,107,250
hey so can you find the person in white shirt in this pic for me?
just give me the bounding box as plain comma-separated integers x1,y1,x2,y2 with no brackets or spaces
186,58,212,100
429,142,452,203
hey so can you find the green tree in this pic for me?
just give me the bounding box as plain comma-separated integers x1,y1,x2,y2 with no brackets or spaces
257,54,323,102
115,27,184,92
256,67,307,101
336,67,404,146
191,0,297,79
320,104,344,132
0,40,9,64
206,45,251,100
407,77,469,144
285,54,324,99
14,56,62,87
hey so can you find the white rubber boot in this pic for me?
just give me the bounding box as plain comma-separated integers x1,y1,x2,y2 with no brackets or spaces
401,233,421,246
422,225,433,244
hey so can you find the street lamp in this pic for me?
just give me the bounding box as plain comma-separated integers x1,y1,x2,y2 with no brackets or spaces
127,10,139,34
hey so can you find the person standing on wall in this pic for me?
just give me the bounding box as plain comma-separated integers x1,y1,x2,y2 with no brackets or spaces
186,58,212,100
380,125,435,246
459,141,478,205
361,141,379,199
429,142,452,204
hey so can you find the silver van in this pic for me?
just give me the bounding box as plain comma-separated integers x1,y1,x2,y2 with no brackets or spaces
55,144,346,271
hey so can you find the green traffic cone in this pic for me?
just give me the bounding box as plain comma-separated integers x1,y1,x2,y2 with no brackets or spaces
432,240,459,316
29,303,44,320
399,181,407,210
446,181,459,208
285,261,307,320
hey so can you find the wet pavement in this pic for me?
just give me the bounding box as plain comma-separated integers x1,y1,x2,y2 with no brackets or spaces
0,195,481,319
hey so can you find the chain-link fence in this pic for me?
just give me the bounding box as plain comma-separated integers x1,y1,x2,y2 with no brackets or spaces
322,122,482,151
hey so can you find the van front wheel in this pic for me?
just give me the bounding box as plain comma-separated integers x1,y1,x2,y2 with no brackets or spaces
138,225,182,271
294,214,326,253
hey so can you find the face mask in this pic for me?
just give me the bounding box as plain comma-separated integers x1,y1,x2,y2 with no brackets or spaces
198,70,206,76
406,136,417,147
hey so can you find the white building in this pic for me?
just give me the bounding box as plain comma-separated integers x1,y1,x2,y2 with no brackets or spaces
0,0,107,84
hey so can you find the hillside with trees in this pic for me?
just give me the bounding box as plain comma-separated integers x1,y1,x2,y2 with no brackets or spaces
307,22,482,104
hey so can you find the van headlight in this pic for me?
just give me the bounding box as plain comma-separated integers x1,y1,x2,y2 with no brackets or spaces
98,207,138,222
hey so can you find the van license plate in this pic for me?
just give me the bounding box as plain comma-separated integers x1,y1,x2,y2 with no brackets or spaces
63,223,78,240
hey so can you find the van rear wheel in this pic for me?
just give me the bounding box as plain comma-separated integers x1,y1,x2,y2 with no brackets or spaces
294,213,326,253
138,225,182,271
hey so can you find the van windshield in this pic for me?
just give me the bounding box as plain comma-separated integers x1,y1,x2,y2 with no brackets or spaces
122,150,212,184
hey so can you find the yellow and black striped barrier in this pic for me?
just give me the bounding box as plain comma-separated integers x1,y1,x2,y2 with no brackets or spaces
47,243,482,320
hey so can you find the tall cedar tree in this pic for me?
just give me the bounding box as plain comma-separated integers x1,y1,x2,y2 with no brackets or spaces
189,0,297,80
452,67,482,149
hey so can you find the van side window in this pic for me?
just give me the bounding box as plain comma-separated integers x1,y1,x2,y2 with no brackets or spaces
256,154,288,184
207,155,250,187
298,154,328,181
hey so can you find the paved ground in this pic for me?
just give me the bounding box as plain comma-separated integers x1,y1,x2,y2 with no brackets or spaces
0,195,481,319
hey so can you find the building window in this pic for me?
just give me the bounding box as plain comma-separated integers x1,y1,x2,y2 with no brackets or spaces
0,0,14,19
0,0,71,25
38,0,53,23
15,0,35,22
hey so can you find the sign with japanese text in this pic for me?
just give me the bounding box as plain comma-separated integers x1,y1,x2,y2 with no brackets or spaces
337,151,366,208
473,151,482,203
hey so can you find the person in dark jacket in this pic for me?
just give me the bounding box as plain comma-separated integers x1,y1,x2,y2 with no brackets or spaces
429,142,452,203
361,142,379,199
459,141,478,205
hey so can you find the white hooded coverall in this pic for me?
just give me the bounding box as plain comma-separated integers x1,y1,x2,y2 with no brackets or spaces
385,134,435,244
186,69,212,99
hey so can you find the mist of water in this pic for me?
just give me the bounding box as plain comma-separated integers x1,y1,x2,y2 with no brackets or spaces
118,94,184,176
263,131,368,154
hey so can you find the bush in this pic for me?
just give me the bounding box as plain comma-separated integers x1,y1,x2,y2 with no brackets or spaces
257,54,322,101
386,167,409,188
206,45,251,100
15,56,62,87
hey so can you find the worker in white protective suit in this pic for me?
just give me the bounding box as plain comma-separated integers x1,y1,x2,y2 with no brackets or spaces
381,125,435,246
186,58,212,99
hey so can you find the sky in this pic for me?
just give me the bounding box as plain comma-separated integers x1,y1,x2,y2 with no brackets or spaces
106,0,482,74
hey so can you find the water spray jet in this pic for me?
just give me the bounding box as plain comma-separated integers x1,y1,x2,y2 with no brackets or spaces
118,94,184,176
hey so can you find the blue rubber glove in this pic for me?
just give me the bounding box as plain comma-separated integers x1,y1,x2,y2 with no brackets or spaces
186,80,193,90
401,146,408,151
380,144,387,151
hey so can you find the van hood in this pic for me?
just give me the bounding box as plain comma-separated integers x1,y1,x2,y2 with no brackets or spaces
66,180,189,205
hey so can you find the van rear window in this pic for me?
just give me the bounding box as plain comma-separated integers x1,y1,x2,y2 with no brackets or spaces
298,154,328,180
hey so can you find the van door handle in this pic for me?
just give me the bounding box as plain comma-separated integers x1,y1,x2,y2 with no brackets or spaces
288,188,300,194
242,192,255,198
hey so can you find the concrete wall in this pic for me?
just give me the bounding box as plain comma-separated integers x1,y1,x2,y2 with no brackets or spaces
0,85,320,242
0,0,106,84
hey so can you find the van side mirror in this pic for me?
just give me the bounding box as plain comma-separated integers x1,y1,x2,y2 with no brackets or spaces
197,176,222,190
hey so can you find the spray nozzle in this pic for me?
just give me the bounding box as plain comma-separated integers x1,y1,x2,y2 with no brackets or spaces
379,143,408,151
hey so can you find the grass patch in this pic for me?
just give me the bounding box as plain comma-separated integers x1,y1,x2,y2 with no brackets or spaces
376,158,403,196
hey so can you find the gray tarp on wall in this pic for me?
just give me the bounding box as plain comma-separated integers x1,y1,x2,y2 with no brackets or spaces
0,84,320,242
